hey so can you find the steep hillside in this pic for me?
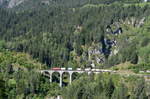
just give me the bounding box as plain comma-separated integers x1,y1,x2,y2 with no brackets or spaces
0,0,150,99
0,3,150,69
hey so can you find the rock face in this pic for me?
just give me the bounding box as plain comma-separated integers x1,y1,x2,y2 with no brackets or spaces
0,0,3,3
8,0,25,8
0,0,35,8
0,0,4,5
0,0,52,8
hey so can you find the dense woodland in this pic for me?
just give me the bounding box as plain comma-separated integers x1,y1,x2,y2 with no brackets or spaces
1,2,150,68
0,0,150,98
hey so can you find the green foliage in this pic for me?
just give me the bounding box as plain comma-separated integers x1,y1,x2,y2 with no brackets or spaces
128,63,150,73
0,49,61,98
130,79,148,99
0,73,7,98
111,84,128,99
105,78,115,98
62,74,148,99
139,44,150,63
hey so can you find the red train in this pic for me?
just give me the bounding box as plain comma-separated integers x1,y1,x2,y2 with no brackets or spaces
51,67,61,70
51,67,72,71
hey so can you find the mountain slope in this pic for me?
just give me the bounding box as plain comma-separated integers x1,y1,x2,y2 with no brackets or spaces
0,3,150,68
0,0,150,99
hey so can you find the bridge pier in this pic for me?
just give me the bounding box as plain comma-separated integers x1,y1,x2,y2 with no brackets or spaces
49,71,54,83
59,71,64,87
69,72,73,84
88,71,92,75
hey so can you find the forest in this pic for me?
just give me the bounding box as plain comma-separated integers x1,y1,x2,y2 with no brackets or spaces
0,3,150,68
0,0,150,98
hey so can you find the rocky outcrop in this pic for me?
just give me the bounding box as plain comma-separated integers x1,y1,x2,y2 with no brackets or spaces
0,0,50,8
0,0,52,8
123,17,145,28
0,0,3,4
0,0,5,6
8,0,25,8
0,0,26,8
